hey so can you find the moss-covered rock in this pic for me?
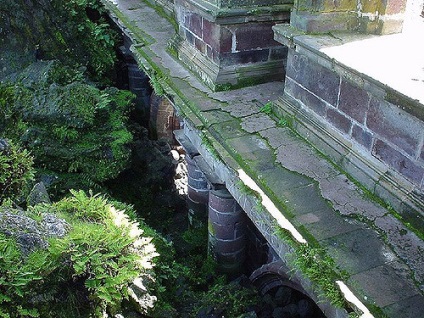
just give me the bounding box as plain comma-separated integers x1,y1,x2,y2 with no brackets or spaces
0,0,117,82
1,61,134,195
0,190,159,317
0,139,35,204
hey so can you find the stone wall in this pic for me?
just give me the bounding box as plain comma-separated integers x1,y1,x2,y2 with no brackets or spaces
174,0,292,89
284,50,424,193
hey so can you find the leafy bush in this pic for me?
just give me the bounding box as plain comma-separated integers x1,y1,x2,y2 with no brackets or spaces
0,190,158,317
0,139,35,204
1,61,135,196
0,0,117,82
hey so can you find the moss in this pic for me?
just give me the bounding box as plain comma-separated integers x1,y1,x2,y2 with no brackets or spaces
0,139,35,204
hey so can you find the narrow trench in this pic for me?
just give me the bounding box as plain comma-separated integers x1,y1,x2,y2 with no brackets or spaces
103,32,327,318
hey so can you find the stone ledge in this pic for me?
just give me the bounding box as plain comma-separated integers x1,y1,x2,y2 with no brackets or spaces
273,23,424,230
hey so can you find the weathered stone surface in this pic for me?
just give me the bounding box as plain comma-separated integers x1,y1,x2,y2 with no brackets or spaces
295,210,360,240
286,52,340,105
322,229,394,274
284,77,327,117
26,182,51,206
372,139,424,184
367,98,422,157
241,113,276,133
351,124,373,150
383,294,424,318
0,207,69,256
235,23,278,52
220,49,270,66
326,107,352,134
349,264,419,307
338,79,370,124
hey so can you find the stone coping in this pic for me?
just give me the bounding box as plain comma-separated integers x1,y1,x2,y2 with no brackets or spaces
273,24,424,120
182,0,293,22
102,0,424,317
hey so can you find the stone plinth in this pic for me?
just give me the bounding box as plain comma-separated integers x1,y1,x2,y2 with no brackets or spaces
273,24,424,230
174,0,293,90
290,0,407,34
208,189,247,276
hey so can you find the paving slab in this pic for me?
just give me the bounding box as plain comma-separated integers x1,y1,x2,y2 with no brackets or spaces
322,229,396,275
294,210,361,241
349,263,420,308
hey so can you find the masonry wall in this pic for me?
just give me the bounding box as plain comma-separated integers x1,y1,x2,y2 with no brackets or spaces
176,4,288,68
284,50,424,192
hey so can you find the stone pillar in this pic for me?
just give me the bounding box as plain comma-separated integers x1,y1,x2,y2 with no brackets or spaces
127,63,152,124
174,0,293,90
149,92,180,142
208,189,247,276
186,155,209,227
290,0,408,35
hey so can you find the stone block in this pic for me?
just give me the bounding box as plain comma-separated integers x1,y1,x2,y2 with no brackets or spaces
338,79,370,124
202,18,220,50
320,0,357,12
326,107,352,134
219,27,233,53
295,209,360,241
210,220,246,240
235,23,278,52
367,98,422,157
269,46,288,61
372,139,424,185
351,124,373,150
361,0,379,13
384,295,424,317
286,51,340,106
208,208,243,227
185,29,195,45
212,235,246,254
220,49,270,66
206,45,219,63
215,248,245,266
209,189,239,212
194,37,206,54
188,184,209,204
381,0,407,15
322,229,390,275
188,12,203,38
188,175,209,189
285,77,327,117
349,264,419,307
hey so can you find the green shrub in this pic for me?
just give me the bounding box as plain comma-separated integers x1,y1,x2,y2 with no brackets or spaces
1,63,135,196
0,190,159,317
0,139,35,204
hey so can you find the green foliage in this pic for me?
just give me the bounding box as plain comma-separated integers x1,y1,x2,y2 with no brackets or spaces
276,229,348,308
149,71,166,96
190,276,260,317
259,102,273,115
1,64,135,196
0,140,35,204
0,0,118,82
0,190,158,317
288,244,347,307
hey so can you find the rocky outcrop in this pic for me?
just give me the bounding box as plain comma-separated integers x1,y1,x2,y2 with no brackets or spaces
0,183,68,256
1,61,134,196
0,0,116,81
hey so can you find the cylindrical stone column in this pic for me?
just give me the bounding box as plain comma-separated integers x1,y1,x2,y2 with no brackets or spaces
208,189,247,277
186,155,209,228
128,63,152,125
